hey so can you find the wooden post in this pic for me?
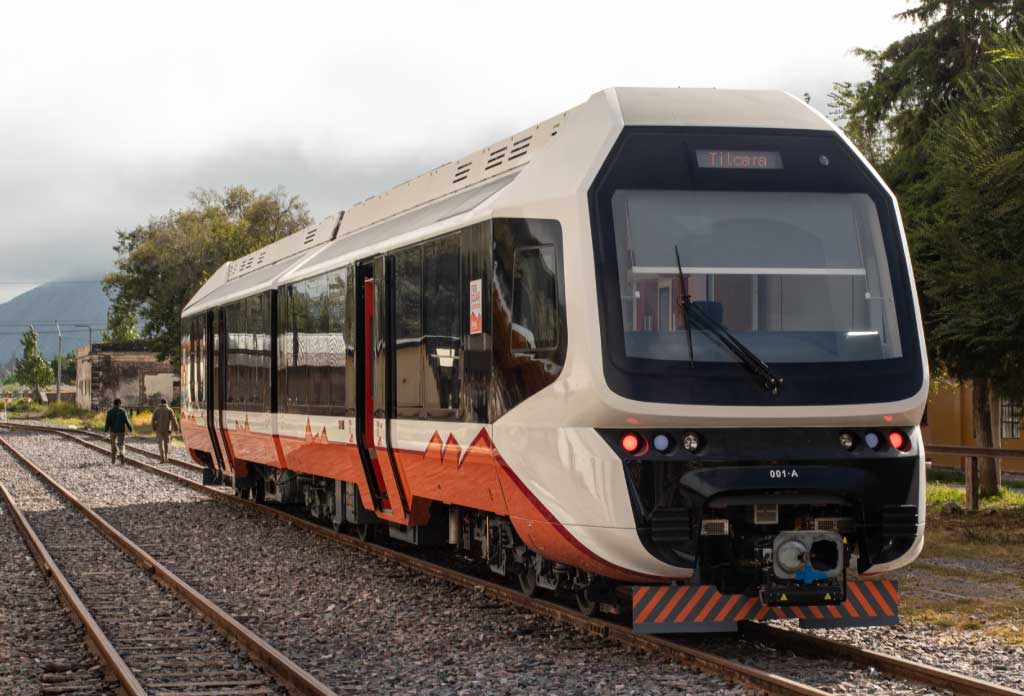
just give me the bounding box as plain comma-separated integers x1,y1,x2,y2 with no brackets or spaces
965,456,979,511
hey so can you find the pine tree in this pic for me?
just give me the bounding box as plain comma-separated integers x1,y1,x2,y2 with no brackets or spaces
14,327,55,402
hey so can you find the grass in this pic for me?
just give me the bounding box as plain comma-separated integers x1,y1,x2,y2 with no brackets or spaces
926,482,1024,509
1,402,184,442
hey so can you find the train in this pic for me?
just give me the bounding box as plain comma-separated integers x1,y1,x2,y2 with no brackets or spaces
180,87,928,632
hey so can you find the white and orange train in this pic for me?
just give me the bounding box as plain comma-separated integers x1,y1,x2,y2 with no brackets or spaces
181,88,928,632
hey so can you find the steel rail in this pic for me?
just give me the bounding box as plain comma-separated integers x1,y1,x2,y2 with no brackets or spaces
0,477,147,696
15,420,1024,696
926,443,1024,459
0,431,337,696
13,425,828,695
739,622,1024,696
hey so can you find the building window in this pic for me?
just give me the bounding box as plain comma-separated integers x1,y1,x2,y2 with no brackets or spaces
1001,399,1022,440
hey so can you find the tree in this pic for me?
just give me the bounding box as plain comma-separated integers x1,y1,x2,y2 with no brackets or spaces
50,351,77,384
914,32,1024,495
834,3,1024,497
14,327,55,401
102,298,140,342
103,186,312,367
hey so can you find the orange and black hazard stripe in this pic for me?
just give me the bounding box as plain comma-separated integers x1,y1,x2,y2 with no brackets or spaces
631,580,899,634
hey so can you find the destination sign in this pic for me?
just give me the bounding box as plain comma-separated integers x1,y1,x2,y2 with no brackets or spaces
696,149,783,170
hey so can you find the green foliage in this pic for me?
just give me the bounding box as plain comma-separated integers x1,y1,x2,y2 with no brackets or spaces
914,31,1024,397
829,2,1023,229
103,186,312,367
2,372,19,385
102,298,141,342
49,350,76,384
13,327,54,397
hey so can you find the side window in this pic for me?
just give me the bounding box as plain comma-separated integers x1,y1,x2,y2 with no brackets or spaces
511,245,559,352
394,246,423,413
279,271,348,416
195,316,207,409
491,219,566,419
423,233,462,416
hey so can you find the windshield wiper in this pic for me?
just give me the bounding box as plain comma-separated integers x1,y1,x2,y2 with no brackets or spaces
674,245,783,395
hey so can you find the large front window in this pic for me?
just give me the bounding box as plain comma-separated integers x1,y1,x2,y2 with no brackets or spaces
614,190,902,364
590,128,924,406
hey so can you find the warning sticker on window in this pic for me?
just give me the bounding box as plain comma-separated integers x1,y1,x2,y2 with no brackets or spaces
469,278,482,335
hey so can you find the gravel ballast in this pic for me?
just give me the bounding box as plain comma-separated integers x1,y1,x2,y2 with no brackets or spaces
0,436,286,695
8,427,1024,694
0,489,116,695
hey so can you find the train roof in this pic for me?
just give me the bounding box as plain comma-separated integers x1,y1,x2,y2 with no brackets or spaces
183,87,831,317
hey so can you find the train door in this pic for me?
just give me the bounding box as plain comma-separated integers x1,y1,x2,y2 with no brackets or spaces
355,257,410,524
203,311,226,479
209,308,235,479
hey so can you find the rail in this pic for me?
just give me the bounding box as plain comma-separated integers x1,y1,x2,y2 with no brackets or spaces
0,430,338,696
6,420,1024,696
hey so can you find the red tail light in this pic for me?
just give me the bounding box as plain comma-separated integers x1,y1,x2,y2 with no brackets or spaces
620,432,645,454
888,431,909,451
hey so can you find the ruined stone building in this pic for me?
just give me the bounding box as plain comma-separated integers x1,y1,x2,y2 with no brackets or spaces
76,340,180,410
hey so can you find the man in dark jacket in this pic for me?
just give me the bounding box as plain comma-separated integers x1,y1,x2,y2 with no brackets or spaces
104,398,133,465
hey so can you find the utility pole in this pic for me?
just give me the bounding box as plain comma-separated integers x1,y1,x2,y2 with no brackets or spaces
56,321,62,402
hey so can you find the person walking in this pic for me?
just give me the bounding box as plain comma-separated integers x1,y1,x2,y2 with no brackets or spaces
104,398,133,465
151,398,179,463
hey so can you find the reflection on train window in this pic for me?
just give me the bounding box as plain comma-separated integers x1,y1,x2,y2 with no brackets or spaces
224,293,272,412
511,245,559,352
423,233,461,415
394,246,423,411
612,190,903,364
278,270,348,416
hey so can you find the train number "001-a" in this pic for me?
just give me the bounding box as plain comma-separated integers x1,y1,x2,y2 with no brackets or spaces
769,469,800,479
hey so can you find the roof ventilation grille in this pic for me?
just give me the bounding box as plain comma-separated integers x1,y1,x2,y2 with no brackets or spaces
303,228,317,245
508,135,532,161
452,161,472,184
484,145,507,171
550,122,561,137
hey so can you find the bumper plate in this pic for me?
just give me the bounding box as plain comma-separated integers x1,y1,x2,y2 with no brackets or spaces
631,580,899,633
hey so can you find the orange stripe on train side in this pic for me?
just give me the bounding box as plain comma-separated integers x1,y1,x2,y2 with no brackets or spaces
675,585,710,622
713,594,742,622
772,607,787,619
865,581,894,617
694,592,721,622
827,604,842,619
632,586,650,609
733,597,759,622
753,606,771,621
882,579,900,605
635,586,669,624
654,587,688,623
809,604,824,619
790,606,806,619
847,583,871,617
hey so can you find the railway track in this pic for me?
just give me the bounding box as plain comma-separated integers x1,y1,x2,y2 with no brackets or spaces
0,430,336,696
4,420,1023,696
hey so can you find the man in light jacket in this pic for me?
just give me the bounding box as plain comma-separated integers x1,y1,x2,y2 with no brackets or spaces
104,398,133,465
151,398,179,463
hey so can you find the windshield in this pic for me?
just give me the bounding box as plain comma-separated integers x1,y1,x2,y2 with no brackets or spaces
612,190,902,364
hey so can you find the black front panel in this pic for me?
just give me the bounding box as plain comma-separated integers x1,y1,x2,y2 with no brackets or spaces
588,127,924,406
600,427,920,576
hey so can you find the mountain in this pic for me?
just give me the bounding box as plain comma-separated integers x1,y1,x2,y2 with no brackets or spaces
0,282,109,373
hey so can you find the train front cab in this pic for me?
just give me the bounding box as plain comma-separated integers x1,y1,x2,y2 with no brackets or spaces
586,124,928,632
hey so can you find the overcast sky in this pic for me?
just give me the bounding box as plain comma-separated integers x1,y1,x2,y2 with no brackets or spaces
0,1,914,303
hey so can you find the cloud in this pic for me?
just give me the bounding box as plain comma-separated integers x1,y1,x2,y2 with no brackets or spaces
0,0,913,282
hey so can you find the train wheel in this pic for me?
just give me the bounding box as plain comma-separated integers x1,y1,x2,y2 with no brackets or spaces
517,567,539,598
575,589,598,617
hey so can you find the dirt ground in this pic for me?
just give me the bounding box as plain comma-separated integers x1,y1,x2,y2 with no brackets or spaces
890,504,1024,644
